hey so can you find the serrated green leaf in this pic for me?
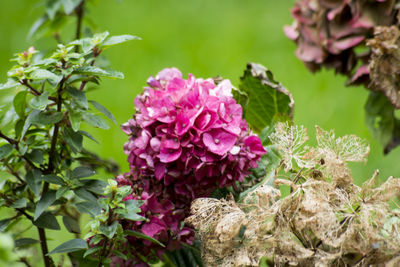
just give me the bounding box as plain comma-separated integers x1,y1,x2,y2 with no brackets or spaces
124,230,165,247
33,212,60,230
13,91,28,118
72,166,95,179
15,238,39,247
89,100,116,124
47,238,88,255
41,174,64,185
83,246,102,258
102,35,140,48
63,216,81,234
99,221,118,239
30,92,51,110
0,79,19,90
29,69,62,85
82,112,109,129
34,190,56,220
67,87,88,109
238,63,294,133
75,66,124,79
29,110,64,125
25,169,42,196
75,201,101,216
0,144,13,159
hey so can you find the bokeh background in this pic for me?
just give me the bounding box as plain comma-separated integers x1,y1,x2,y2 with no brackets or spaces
1,0,400,263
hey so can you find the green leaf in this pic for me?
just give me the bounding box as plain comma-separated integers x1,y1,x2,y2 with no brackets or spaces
46,0,62,20
124,230,165,247
365,91,400,154
75,66,124,79
75,188,96,202
30,92,51,110
0,144,13,159
56,187,69,199
121,213,146,222
84,180,107,195
33,212,61,230
28,15,49,40
82,112,109,129
26,149,44,164
0,79,19,90
0,218,12,232
63,216,81,234
29,69,62,85
67,87,88,109
47,238,88,255
72,166,95,179
83,246,102,258
25,169,42,196
11,198,27,208
34,190,56,220
99,221,118,239
29,110,64,125
13,91,28,118
89,100,116,124
69,111,82,132
238,63,294,133
21,109,41,139
41,174,64,185
75,201,101,216
15,238,39,247
113,250,128,261
64,128,83,153
61,0,82,14
79,130,99,143
102,35,140,48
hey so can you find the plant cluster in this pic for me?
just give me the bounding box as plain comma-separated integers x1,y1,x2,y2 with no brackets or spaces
186,122,400,266
286,0,400,153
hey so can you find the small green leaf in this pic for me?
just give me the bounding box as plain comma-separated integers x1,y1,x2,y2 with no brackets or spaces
0,218,12,232
75,66,124,79
21,109,41,139
102,35,140,48
75,188,96,202
63,216,81,234
69,111,82,132
79,130,99,143
238,63,294,133
25,169,42,196
67,87,88,109
13,91,28,118
33,212,60,230
46,0,62,20
75,201,101,216
26,149,44,164
113,250,128,260
0,144,13,159
99,221,118,239
72,166,95,179
64,128,83,153
56,187,69,199
41,174,64,185
29,110,64,125
82,112,109,129
47,238,88,255
30,92,51,110
89,100,116,124
83,246,102,258
11,198,27,208
34,190,56,220
29,69,62,85
0,79,19,90
124,230,165,247
84,180,107,195
15,238,39,247
121,213,146,222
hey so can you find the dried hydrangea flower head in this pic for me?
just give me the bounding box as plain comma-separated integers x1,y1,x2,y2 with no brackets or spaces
285,0,396,84
116,68,266,266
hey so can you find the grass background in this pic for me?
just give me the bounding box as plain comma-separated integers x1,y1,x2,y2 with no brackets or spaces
1,0,400,265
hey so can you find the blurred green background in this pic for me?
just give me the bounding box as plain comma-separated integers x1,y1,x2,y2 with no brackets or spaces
1,0,400,263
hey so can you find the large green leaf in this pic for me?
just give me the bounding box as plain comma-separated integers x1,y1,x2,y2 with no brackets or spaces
30,92,51,110
25,169,42,196
102,35,140,48
72,166,95,179
34,190,57,220
63,216,81,234
82,112,110,129
365,91,400,154
0,144,13,160
237,63,294,133
47,238,88,255
99,221,118,239
33,212,61,230
29,69,62,85
74,66,124,79
29,110,64,125
13,91,28,118
89,100,116,124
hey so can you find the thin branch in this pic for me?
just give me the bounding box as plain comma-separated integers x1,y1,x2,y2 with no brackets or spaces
20,80,41,96
38,227,52,267
75,0,85,40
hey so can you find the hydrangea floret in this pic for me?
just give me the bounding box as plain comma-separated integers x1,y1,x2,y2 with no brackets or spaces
115,68,266,265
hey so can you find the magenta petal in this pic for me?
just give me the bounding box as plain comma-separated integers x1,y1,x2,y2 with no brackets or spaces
141,217,166,238
202,129,237,156
244,136,266,155
159,147,182,163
